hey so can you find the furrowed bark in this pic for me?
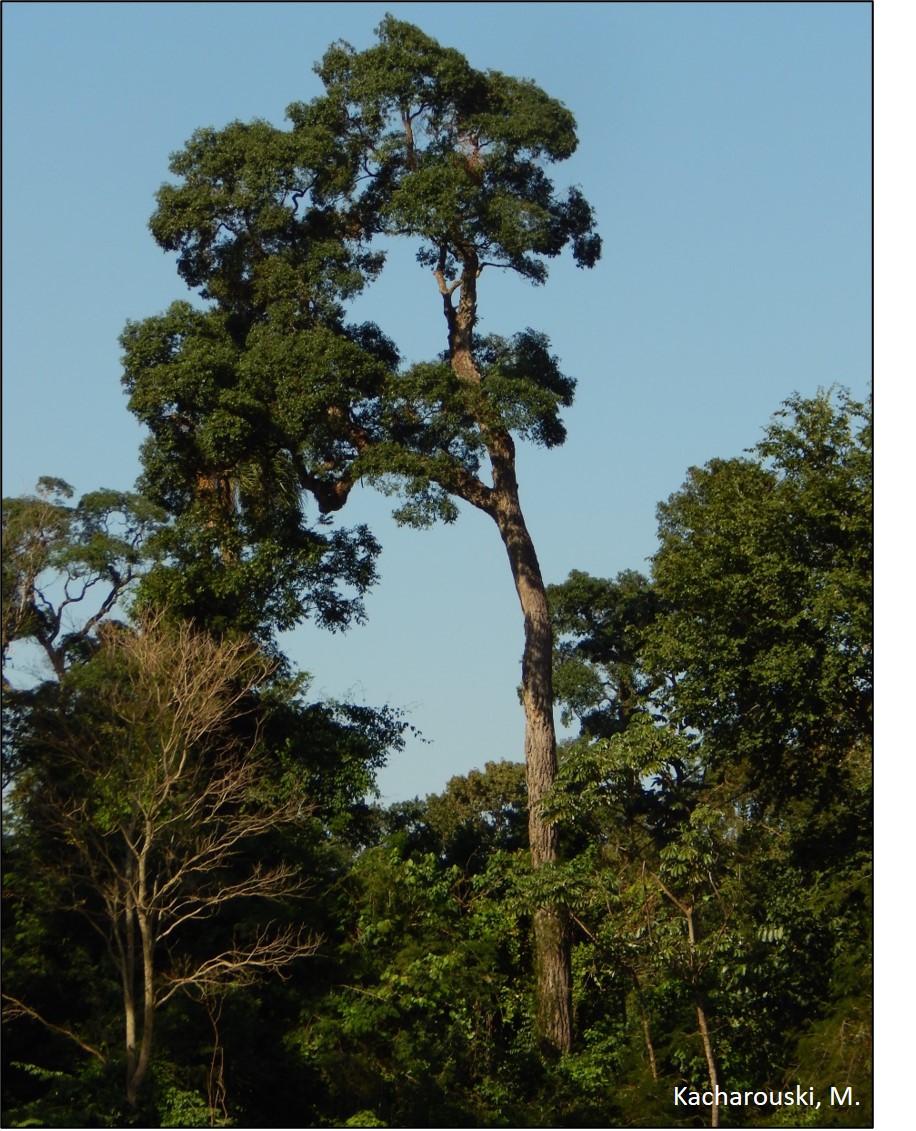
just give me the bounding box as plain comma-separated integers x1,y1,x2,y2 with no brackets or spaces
491,469,571,1053
442,261,572,1054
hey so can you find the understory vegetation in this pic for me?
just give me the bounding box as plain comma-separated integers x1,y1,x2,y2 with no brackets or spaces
2,389,871,1128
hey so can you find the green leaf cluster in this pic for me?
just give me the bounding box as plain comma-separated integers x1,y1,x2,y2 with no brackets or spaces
543,390,871,1123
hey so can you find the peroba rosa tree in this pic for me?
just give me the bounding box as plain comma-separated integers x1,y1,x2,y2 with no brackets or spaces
122,17,600,1051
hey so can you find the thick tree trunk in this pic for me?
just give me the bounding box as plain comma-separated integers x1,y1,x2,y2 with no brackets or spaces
121,881,140,1104
491,469,572,1053
440,259,572,1053
125,846,155,1108
122,965,138,1103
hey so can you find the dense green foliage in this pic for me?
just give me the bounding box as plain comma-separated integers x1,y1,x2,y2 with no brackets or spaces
120,15,598,643
3,389,871,1127
649,391,871,809
1,477,164,680
546,389,872,1127
121,13,603,1054
3,15,870,1128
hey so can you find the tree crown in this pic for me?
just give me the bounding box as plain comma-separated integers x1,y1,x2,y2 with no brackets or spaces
123,17,601,631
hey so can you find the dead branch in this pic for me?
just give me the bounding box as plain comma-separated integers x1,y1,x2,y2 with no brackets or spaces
2,993,107,1064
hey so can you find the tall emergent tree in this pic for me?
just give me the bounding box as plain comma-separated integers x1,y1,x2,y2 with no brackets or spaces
123,17,600,1050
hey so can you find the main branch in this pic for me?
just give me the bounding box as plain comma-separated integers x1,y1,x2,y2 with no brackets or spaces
440,258,572,1053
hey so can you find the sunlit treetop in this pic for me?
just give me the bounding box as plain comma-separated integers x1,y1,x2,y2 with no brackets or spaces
293,15,601,283
122,17,602,642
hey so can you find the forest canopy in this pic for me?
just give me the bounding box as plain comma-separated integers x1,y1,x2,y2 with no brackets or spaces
2,388,872,1127
2,15,870,1130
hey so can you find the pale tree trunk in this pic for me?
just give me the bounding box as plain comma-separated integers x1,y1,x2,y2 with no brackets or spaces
126,912,156,1108
122,955,139,1100
656,882,722,1125
630,970,659,1080
205,994,230,1122
491,447,572,1054
438,260,572,1053
126,840,156,1108
121,874,140,1103
686,906,720,1128
696,997,720,1128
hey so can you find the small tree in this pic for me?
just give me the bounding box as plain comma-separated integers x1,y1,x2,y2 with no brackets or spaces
5,615,318,1109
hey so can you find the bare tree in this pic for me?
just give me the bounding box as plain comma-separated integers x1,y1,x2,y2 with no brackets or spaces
6,615,318,1108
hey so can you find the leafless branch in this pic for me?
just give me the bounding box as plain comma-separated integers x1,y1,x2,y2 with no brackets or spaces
157,925,320,1004
12,614,317,1106
2,994,107,1064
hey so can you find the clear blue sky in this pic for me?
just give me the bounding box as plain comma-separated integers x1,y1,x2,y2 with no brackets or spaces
3,2,872,801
